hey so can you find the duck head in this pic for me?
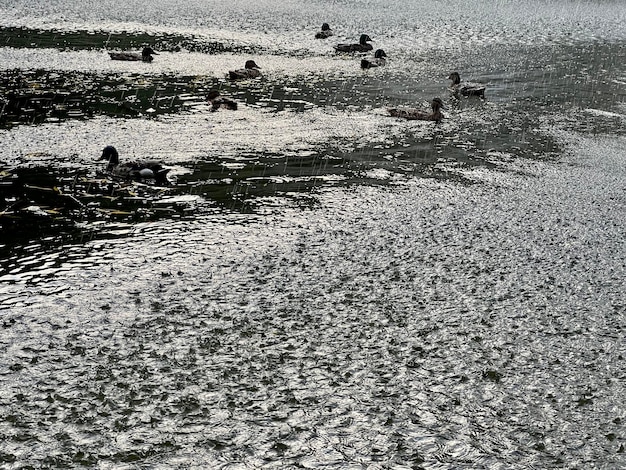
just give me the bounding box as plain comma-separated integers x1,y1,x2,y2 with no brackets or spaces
206,90,221,101
321,23,331,31
448,72,461,85
141,46,157,63
359,34,373,45
432,97,445,111
245,60,261,70
374,49,387,59
100,145,119,170
429,98,445,123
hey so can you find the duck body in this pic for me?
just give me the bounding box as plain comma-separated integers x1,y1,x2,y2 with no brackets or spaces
387,98,445,122
315,23,334,39
100,146,170,185
207,91,238,111
334,34,373,53
109,47,158,63
448,72,485,98
361,49,387,69
228,60,262,80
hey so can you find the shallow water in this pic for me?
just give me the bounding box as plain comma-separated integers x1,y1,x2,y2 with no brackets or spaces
1,1,626,468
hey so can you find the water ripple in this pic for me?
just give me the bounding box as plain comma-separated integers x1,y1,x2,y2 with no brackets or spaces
1,1,626,468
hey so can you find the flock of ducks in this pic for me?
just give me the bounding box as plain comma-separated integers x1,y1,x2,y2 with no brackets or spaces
105,23,487,183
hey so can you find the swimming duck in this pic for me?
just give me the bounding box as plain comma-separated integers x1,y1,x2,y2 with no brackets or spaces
228,60,262,80
333,34,373,53
361,49,387,69
207,90,238,111
109,47,158,63
315,23,334,39
448,72,485,98
387,98,445,122
100,146,170,185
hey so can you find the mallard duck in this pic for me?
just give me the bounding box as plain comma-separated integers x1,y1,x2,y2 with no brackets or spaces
333,34,373,53
100,146,170,185
109,47,158,63
228,60,262,80
448,72,485,98
387,98,445,122
361,49,387,69
207,90,238,111
315,23,334,39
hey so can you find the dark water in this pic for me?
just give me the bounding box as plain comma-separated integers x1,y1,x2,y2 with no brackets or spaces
1,1,625,468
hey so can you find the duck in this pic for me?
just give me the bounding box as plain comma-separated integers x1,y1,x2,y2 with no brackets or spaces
333,34,373,53
315,23,334,39
207,90,238,111
361,49,387,69
109,47,158,63
448,72,485,98
100,146,170,185
228,60,262,80
387,98,445,122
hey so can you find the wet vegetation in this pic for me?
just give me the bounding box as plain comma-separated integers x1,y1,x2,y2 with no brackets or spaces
0,26,258,55
0,68,194,125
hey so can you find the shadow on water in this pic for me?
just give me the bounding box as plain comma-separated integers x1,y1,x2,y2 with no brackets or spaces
0,26,260,55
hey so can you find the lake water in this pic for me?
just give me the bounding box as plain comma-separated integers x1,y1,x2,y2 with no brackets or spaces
1,1,625,468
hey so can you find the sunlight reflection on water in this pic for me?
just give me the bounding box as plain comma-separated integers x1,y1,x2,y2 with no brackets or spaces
1,0,626,468
1,134,624,467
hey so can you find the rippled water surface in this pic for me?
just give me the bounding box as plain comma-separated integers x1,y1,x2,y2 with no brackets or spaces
1,1,625,468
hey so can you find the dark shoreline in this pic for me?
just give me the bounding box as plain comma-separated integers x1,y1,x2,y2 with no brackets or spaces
0,25,257,55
